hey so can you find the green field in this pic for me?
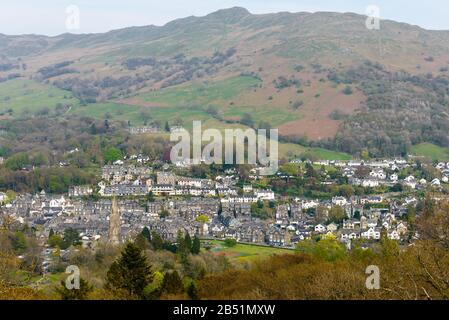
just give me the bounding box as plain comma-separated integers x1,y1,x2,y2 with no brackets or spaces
410,143,449,161
224,105,300,127
135,76,261,107
72,102,213,128
279,143,352,161
204,240,293,263
307,147,352,161
0,78,79,116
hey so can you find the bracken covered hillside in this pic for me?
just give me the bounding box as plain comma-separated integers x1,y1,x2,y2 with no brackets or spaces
2,7,449,157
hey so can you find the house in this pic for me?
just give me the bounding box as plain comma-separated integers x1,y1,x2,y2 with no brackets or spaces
68,186,93,197
314,224,326,233
156,172,177,186
128,126,160,135
387,230,400,240
266,228,290,246
255,189,275,201
0,192,7,204
343,219,360,230
403,176,417,189
332,196,347,206
436,162,446,170
340,229,360,240
396,222,408,236
326,223,338,232
362,179,380,188
390,174,399,182
360,195,383,205
361,227,381,240
370,169,386,180
300,199,320,209
150,184,174,196
431,178,441,187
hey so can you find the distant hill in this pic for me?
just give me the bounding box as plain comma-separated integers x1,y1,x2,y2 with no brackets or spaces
2,7,449,157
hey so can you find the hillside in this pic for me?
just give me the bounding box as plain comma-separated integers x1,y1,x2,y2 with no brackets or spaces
2,7,449,158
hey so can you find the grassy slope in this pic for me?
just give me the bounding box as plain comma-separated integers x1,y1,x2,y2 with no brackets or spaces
68,74,351,161
0,78,79,116
410,143,449,161
205,240,293,263
136,76,261,106
278,143,352,161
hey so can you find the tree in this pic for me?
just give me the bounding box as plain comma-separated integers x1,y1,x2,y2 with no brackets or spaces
48,234,64,248
160,209,170,219
135,233,150,251
103,147,122,164
160,271,184,295
12,231,27,254
224,238,237,248
184,233,192,253
296,237,346,262
196,215,209,223
191,236,201,255
305,163,316,178
61,228,81,249
105,242,153,299
361,149,369,160
343,85,353,95
240,113,254,127
147,191,155,203
57,278,93,300
150,231,164,251
187,281,199,299
328,206,346,224
141,227,151,242
176,230,189,262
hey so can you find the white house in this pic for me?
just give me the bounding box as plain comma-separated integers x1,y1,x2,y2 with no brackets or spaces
255,190,275,201
370,169,386,180
390,174,399,182
361,227,381,240
340,230,360,240
0,192,7,204
431,178,441,187
301,199,320,210
332,196,347,206
387,230,400,240
314,224,326,233
362,179,380,188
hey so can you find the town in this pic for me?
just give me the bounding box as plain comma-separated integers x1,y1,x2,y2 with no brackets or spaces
2,152,449,269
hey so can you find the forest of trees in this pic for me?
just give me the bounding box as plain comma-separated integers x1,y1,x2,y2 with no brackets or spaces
317,61,449,157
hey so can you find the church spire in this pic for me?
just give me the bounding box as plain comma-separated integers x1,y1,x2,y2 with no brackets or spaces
109,197,121,245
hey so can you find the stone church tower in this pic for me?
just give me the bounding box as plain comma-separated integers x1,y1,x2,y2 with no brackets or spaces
108,197,121,245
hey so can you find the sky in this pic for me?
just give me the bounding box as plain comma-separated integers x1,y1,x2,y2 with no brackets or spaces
1,0,448,36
